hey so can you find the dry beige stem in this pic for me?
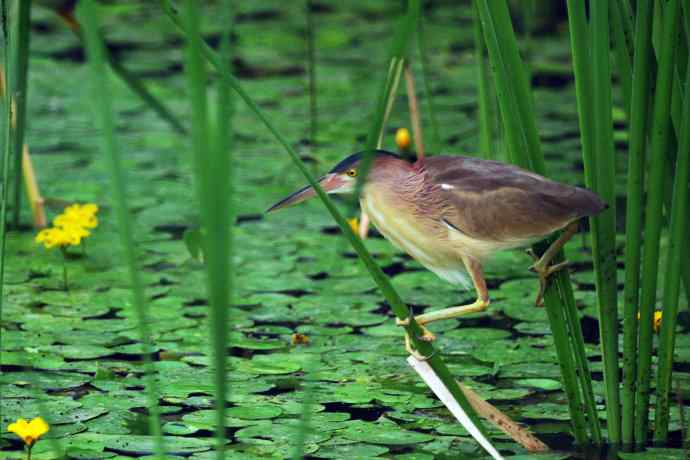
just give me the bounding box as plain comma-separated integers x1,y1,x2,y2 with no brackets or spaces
458,381,550,453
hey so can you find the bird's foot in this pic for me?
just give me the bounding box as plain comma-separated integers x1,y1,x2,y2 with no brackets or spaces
529,260,570,306
396,316,436,360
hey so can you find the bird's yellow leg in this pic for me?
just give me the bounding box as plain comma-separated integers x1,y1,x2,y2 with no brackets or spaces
528,221,579,306
396,256,489,359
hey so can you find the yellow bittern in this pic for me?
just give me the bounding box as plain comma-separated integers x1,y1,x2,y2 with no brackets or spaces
268,150,606,355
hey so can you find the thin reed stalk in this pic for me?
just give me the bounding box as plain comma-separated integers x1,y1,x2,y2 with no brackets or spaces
416,16,441,153
1,0,12,351
306,0,317,148
653,53,690,444
180,1,234,457
404,64,424,159
620,0,654,445
78,2,164,458
635,0,680,445
610,0,633,114
478,0,601,445
160,0,490,442
472,1,494,158
10,0,29,226
590,0,621,443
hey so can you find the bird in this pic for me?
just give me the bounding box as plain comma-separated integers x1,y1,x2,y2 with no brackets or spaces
267,150,607,357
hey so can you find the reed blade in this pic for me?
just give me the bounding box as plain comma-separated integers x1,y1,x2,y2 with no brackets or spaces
78,2,165,457
620,0,654,445
653,42,690,444
635,0,680,444
10,0,30,227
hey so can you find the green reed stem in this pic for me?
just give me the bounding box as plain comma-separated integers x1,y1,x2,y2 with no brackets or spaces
480,0,600,445
78,2,164,458
160,0,488,443
0,0,12,415
653,54,690,444
180,1,235,457
306,0,317,148
10,0,29,227
635,0,680,445
610,0,633,114
472,1,493,158
590,0,622,443
621,0,654,445
416,16,441,153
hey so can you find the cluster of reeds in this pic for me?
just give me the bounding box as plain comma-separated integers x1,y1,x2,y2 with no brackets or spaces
475,0,689,450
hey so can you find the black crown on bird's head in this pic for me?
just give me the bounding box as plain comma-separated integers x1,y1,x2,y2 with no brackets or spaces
328,149,401,174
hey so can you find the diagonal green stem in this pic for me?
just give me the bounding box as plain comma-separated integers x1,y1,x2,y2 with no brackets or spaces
159,0,489,443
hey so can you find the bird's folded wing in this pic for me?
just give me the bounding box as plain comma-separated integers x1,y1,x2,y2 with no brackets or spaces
424,156,602,242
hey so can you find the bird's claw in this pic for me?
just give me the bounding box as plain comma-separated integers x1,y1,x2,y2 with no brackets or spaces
530,260,571,306
396,314,436,360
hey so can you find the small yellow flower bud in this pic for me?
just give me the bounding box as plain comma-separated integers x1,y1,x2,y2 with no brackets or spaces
395,127,411,151
348,218,360,235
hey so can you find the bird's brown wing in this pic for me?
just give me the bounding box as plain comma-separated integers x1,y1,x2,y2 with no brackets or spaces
423,156,606,242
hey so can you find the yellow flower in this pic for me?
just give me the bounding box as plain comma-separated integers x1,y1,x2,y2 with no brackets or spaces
348,217,359,235
35,203,98,250
636,310,663,333
7,417,49,447
36,227,71,249
56,203,99,229
653,311,663,333
395,127,411,151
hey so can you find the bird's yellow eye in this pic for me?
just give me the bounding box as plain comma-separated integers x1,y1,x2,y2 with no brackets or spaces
346,169,357,177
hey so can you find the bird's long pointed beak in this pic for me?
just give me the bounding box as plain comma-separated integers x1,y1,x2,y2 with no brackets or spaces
266,173,342,213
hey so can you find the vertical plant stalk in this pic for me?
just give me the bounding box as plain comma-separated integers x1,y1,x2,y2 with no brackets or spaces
472,1,494,158
77,2,165,458
635,0,680,444
160,0,491,444
181,1,234,457
621,0,654,445
0,0,12,365
653,57,690,443
610,0,633,115
21,144,46,228
478,0,601,445
306,0,317,148
416,16,441,153
404,64,424,159
590,0,622,444
10,0,29,227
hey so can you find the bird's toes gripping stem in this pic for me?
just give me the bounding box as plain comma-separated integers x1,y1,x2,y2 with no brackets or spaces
529,259,571,307
396,312,436,360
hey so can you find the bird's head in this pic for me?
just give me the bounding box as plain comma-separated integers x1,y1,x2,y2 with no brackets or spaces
266,150,400,213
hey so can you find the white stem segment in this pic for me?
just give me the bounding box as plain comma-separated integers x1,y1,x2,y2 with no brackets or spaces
407,356,504,460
